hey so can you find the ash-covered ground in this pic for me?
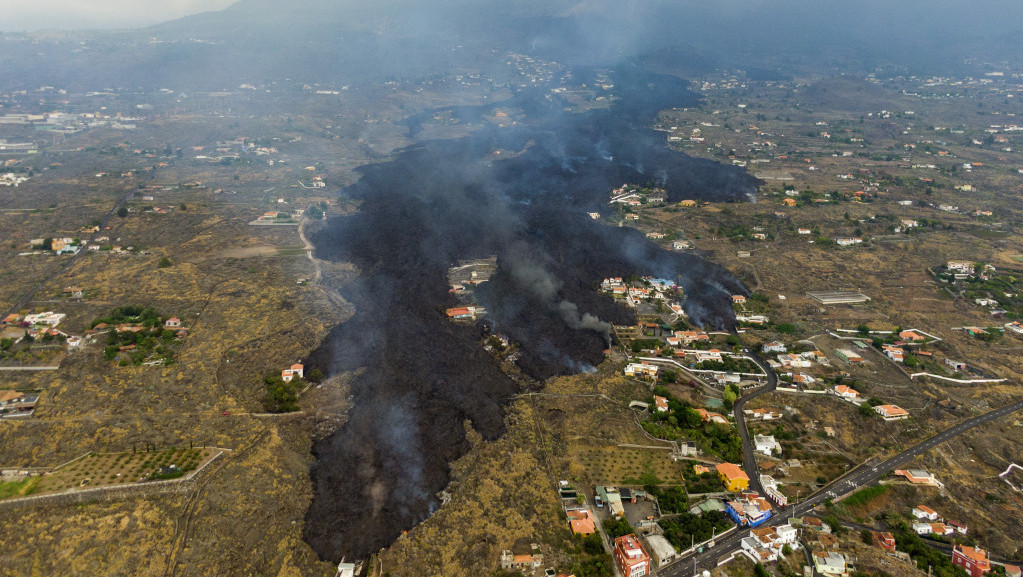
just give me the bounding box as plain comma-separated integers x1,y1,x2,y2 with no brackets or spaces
304,64,757,561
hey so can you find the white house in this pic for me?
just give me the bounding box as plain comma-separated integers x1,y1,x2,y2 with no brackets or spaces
834,385,860,400
281,363,305,382
775,524,798,544
763,341,787,353
813,551,848,577
913,522,935,535
741,536,777,563
755,434,781,456
736,314,769,324
745,408,782,420
777,354,811,368
625,363,658,378
23,312,66,327
654,396,669,413
694,350,723,363
883,345,904,363
913,505,939,521
875,404,910,421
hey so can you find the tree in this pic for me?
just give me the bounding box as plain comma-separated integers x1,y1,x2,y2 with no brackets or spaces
754,563,770,577
117,207,128,218
722,386,738,410
655,486,689,513
263,374,301,413
602,517,634,539
822,514,844,535
581,533,604,556
158,257,172,268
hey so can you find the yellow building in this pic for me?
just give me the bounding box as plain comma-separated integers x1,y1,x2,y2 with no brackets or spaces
716,463,750,492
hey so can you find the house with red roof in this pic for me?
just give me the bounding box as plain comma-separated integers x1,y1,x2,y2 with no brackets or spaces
654,396,669,413
716,463,750,492
834,385,860,400
953,545,991,577
567,509,595,536
696,408,729,425
882,345,904,362
872,532,896,552
874,404,910,421
894,469,940,485
614,534,650,577
282,363,304,382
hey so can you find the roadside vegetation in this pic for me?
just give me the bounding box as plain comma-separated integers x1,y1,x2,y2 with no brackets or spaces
643,388,743,462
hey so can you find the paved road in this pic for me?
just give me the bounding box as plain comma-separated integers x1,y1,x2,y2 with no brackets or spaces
658,389,1023,577
731,351,777,496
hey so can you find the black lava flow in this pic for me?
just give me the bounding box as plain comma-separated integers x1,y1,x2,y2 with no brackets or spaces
303,63,758,562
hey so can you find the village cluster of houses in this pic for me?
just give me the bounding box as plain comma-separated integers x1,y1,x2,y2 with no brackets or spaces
540,454,976,577
911,504,968,537
29,237,82,255
740,523,798,563
608,184,667,207
829,383,910,420
23,234,136,257
731,295,769,326
944,261,994,280
2,311,82,349
0,172,30,187
0,110,140,134
601,277,686,317
762,343,830,388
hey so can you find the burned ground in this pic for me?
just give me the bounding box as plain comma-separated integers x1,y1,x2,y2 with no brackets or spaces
304,67,756,561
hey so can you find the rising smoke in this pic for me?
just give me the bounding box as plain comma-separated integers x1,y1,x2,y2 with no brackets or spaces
304,62,755,563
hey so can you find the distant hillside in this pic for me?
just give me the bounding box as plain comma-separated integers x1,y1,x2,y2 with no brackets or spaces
2,0,1022,91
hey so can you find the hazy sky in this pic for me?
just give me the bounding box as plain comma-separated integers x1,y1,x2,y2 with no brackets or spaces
0,0,238,32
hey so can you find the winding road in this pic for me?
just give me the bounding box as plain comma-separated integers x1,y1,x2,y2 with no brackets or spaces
730,350,777,496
